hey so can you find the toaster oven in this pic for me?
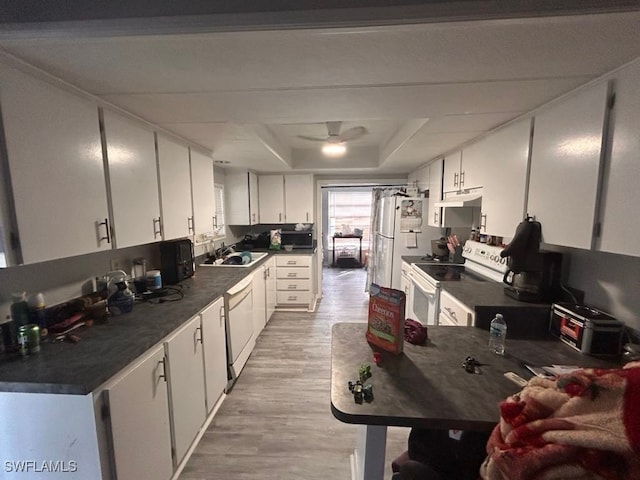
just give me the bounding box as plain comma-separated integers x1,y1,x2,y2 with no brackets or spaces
549,303,624,356
159,239,195,285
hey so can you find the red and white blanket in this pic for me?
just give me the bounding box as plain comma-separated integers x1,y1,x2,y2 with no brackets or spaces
481,362,640,480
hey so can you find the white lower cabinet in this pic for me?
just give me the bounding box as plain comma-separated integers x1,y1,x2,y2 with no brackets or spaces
265,257,277,322
276,254,313,308
105,345,174,480
252,264,267,335
164,316,207,467
201,297,227,414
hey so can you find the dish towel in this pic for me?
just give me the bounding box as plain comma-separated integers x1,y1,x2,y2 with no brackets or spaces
481,363,640,480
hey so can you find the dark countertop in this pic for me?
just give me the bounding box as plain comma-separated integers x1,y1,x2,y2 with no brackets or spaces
0,254,273,395
401,255,433,264
330,323,620,431
440,281,548,309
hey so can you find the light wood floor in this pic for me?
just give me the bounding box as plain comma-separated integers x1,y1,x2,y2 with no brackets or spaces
180,267,409,480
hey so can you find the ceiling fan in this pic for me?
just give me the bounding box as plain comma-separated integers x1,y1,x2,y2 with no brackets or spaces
297,121,368,144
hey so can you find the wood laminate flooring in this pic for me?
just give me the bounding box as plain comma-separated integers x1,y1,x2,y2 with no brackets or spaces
180,267,409,480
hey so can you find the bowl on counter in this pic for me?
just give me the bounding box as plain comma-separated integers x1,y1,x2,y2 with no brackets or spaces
284,245,294,252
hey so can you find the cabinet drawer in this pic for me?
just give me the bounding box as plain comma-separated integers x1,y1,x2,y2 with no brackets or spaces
276,291,312,305
276,255,311,267
276,267,310,279
439,289,475,327
276,279,310,291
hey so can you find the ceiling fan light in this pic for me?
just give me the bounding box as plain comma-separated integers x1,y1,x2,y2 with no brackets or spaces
322,143,347,157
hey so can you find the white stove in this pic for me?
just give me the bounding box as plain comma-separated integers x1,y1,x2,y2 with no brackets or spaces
408,241,507,326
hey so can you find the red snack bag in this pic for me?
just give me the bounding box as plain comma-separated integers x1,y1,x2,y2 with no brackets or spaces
366,283,405,355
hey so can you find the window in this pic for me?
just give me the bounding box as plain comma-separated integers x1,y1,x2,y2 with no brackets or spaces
213,183,226,239
327,190,372,248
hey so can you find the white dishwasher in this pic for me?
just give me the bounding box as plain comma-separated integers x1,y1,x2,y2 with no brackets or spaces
225,275,255,390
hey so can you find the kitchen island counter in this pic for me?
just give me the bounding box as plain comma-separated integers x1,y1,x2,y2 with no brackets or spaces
0,255,271,395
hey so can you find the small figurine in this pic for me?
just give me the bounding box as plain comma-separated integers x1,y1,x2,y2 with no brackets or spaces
359,363,372,382
362,383,374,402
349,380,364,404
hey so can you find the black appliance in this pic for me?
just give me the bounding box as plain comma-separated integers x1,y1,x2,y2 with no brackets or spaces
159,239,195,285
503,251,562,303
280,231,313,249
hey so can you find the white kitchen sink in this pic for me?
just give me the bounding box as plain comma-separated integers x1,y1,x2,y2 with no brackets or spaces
199,251,269,267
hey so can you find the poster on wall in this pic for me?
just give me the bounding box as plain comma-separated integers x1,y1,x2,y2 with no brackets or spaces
399,199,423,232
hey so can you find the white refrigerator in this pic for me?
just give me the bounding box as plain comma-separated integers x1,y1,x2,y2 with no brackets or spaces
372,196,435,289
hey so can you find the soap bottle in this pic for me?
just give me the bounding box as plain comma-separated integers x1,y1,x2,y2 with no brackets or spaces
488,313,507,355
10,292,30,329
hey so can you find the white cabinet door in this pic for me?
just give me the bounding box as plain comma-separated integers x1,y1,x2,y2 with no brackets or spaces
165,315,207,465
102,109,161,248
443,151,462,193
225,171,259,225
0,62,110,264
284,174,314,223
201,297,227,413
249,171,259,225
527,82,609,249
480,118,532,238
258,175,285,223
190,149,216,237
459,143,485,191
157,134,193,240
252,265,267,334
106,345,173,480
265,257,277,322
598,61,640,257
427,158,444,227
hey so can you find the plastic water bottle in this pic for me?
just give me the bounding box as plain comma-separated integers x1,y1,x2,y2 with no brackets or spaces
489,313,507,355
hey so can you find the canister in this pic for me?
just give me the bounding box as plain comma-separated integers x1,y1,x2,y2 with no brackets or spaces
18,324,40,355
146,270,162,290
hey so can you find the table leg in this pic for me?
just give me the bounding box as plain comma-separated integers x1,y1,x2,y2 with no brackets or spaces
351,424,387,480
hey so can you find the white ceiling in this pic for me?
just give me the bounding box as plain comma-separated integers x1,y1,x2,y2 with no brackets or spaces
2,10,640,175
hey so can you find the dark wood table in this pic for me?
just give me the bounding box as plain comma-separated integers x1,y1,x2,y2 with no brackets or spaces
330,322,620,480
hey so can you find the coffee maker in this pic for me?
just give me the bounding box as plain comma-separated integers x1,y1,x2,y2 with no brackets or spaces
503,251,563,302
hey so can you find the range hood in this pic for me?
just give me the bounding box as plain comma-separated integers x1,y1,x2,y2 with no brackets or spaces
434,192,482,208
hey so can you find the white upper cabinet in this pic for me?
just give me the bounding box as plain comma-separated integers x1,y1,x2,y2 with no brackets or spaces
480,118,532,238
527,81,609,249
443,151,462,194
258,174,314,224
284,174,314,223
408,164,429,191
102,109,161,248
226,171,259,225
597,61,640,257
427,158,444,227
258,175,285,223
443,149,483,194
190,149,216,238
156,134,193,240
0,63,110,264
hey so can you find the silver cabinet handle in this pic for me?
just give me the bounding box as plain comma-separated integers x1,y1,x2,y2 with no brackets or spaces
219,305,225,327
153,217,162,238
453,172,458,187
188,216,194,233
287,272,297,277
158,357,167,382
252,213,256,223
306,212,309,221
195,326,203,344
480,214,487,232
279,212,282,222
98,218,111,244
460,170,465,187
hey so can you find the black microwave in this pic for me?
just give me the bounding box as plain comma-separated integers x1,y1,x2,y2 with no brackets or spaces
160,239,195,285
280,231,313,249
